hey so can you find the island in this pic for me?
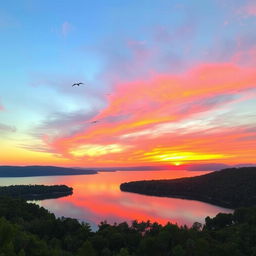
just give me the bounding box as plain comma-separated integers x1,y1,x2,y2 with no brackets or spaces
0,184,73,200
120,166,256,208
0,165,97,177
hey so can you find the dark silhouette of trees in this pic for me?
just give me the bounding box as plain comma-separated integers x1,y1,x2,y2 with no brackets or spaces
0,195,256,255
120,167,256,208
0,185,73,200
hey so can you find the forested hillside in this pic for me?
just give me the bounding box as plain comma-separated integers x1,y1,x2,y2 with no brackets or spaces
120,167,256,208
0,197,256,255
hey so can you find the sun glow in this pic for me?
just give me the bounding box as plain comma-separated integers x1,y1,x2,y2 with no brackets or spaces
143,150,226,162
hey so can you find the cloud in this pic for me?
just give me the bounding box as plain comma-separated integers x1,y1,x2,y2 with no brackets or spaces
239,2,256,17
36,56,256,166
0,99,4,111
61,21,73,36
26,109,100,154
70,144,131,157
232,46,256,67
35,109,99,136
23,27,256,166
0,123,16,133
93,21,198,86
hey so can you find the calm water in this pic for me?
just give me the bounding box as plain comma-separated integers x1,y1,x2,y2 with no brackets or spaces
0,170,233,230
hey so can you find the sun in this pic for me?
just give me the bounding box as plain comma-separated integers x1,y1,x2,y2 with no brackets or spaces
174,162,182,166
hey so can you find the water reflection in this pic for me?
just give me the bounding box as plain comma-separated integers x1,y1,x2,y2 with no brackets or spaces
0,170,233,230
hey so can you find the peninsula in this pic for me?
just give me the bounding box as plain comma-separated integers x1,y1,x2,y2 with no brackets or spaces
120,167,256,208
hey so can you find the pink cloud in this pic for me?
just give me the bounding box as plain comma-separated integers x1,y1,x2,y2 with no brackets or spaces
40,57,256,166
0,102,4,111
23,34,256,166
236,2,256,18
232,46,256,66
243,3,256,17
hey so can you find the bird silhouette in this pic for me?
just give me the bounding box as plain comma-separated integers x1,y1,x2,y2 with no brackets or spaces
91,120,99,124
72,82,84,87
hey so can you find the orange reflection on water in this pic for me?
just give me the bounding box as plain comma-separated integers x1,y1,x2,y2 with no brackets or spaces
0,170,233,229
38,170,233,228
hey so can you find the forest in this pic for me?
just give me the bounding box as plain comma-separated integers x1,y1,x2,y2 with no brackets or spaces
0,185,73,200
120,167,256,208
0,196,256,255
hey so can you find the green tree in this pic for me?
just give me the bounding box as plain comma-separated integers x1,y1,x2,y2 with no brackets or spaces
17,249,25,256
172,244,185,256
77,240,97,256
101,247,111,256
116,248,130,256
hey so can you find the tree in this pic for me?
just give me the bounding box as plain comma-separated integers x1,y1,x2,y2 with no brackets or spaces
172,244,185,256
101,247,111,256
116,248,130,256
192,222,202,231
77,240,97,256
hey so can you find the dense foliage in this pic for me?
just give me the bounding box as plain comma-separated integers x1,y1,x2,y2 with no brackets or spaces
0,185,73,200
0,166,97,177
0,196,256,255
120,167,256,208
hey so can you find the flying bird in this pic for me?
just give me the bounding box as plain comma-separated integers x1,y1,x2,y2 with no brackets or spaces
91,120,99,124
72,82,84,87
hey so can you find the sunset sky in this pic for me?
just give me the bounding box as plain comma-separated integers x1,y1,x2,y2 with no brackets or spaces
0,0,256,167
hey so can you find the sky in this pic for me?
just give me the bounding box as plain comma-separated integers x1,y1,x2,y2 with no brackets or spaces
0,0,256,167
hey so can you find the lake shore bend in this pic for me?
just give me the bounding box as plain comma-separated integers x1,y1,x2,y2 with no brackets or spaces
120,167,256,209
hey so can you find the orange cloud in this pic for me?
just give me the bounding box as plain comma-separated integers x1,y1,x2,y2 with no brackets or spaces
27,56,256,167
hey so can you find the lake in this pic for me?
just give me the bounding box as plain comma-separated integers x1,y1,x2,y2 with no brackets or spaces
0,170,233,230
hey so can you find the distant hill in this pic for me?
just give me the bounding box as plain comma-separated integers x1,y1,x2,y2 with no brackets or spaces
120,167,256,208
0,166,97,177
96,163,230,171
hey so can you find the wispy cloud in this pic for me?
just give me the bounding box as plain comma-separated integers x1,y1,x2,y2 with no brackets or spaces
238,2,256,17
32,55,256,165
0,123,16,133
70,143,131,157
61,21,73,36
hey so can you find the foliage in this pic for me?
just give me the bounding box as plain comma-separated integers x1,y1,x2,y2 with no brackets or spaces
0,185,73,200
0,197,256,255
120,167,256,208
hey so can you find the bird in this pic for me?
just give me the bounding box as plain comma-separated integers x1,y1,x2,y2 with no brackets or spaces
91,120,99,124
72,82,84,87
